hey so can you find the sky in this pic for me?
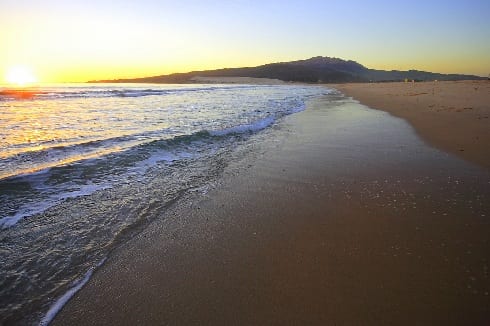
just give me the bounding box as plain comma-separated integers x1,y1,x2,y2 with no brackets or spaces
1,0,489,83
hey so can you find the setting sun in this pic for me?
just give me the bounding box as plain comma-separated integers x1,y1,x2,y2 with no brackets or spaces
5,65,38,86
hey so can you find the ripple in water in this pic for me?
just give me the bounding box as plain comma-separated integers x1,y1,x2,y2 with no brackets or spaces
0,83,329,324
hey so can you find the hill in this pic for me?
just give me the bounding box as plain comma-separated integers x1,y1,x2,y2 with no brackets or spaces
90,56,484,84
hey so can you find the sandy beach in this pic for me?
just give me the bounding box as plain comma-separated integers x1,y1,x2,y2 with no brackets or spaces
332,80,490,170
52,91,490,325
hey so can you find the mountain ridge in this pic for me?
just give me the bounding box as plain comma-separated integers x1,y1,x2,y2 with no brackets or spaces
90,56,484,84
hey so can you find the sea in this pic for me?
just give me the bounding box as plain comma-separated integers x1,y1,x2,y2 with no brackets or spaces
0,83,328,325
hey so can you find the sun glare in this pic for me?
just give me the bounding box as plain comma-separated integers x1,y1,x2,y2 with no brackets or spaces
5,65,38,86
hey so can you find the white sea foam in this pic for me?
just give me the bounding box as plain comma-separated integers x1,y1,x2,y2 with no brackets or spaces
209,116,276,136
128,151,180,176
0,183,111,228
39,258,107,326
289,103,306,113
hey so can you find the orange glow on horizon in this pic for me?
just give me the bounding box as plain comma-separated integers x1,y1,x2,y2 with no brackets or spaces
1,2,488,83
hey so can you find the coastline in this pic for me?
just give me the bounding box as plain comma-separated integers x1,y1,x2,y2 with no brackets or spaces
52,93,490,325
331,80,490,170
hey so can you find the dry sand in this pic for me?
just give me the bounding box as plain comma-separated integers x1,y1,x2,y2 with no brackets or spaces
53,95,490,325
332,80,490,170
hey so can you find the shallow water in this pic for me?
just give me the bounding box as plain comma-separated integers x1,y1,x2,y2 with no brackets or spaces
0,83,327,325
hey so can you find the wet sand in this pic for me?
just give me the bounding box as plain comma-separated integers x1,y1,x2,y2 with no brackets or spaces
53,95,490,325
332,80,490,170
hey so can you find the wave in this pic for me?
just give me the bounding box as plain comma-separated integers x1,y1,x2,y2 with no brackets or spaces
0,84,261,101
0,183,111,228
1,107,294,180
0,133,154,180
208,116,275,136
0,84,322,229
0,113,288,228
39,257,107,326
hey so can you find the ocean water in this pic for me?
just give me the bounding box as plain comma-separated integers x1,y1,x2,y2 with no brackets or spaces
0,83,328,324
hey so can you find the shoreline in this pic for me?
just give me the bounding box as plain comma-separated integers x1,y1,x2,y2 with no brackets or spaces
331,80,490,170
53,93,490,325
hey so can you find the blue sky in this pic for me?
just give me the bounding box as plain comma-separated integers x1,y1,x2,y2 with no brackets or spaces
1,0,489,81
